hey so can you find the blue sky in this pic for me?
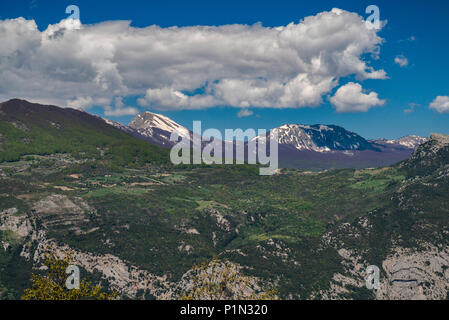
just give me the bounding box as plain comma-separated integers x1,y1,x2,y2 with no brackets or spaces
1,0,448,139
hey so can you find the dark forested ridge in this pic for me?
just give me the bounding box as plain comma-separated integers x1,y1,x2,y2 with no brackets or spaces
0,99,168,165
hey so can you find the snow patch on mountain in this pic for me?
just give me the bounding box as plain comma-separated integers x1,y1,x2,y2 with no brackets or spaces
372,135,428,149
129,112,191,140
103,118,136,135
253,124,374,153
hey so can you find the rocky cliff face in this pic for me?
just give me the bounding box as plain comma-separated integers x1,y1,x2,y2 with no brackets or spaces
318,134,449,300
32,195,94,234
316,241,449,300
0,205,178,299
0,203,265,299
400,133,449,174
377,245,449,300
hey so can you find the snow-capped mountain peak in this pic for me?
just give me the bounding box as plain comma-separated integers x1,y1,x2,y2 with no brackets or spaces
371,135,428,150
253,124,374,153
391,135,428,149
99,111,192,148
129,111,190,140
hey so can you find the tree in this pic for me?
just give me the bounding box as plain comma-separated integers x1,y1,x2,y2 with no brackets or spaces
22,250,117,300
180,257,277,300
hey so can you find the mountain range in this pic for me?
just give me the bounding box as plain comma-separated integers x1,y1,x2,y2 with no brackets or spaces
100,107,427,170
1,98,449,300
0,99,428,171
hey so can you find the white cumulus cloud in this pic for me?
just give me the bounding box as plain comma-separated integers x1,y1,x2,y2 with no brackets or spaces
329,82,385,113
394,55,408,67
0,8,387,112
237,109,254,118
104,97,139,117
429,96,449,113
